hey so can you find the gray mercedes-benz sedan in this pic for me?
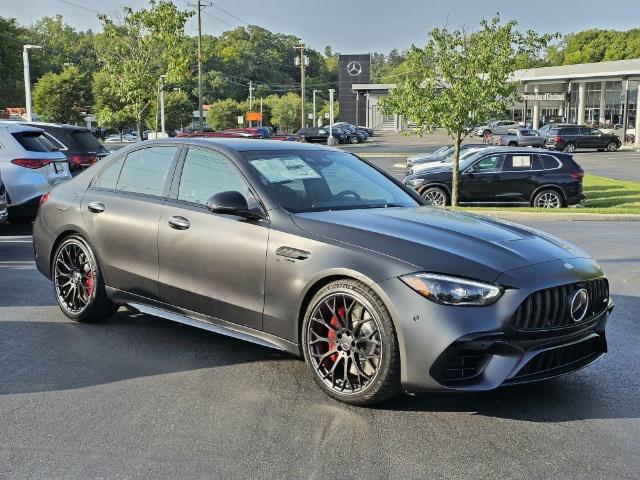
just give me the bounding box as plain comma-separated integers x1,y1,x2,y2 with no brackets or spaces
33,138,612,405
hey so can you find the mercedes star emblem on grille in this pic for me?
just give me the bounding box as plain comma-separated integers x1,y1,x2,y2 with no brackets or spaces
570,288,589,322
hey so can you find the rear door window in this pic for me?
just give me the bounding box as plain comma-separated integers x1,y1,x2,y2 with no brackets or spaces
11,131,57,152
93,157,125,190
504,154,533,171
116,146,179,197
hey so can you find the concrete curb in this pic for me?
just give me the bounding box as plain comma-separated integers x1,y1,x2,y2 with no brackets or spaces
464,210,640,222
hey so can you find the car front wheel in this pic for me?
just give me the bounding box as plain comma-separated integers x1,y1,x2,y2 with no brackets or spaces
607,142,618,152
302,279,401,405
52,235,117,322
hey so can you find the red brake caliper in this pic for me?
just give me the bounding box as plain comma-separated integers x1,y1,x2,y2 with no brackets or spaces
326,306,345,365
83,272,94,295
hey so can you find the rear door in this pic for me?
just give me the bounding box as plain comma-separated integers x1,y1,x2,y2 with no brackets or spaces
81,145,180,299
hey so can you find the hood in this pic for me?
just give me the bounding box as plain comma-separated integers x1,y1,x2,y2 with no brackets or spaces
412,161,452,173
292,207,588,283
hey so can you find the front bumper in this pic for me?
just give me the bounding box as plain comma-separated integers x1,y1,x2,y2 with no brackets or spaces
376,257,611,392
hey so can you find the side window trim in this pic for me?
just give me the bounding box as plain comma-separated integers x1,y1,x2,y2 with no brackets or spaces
169,146,267,215
91,145,180,199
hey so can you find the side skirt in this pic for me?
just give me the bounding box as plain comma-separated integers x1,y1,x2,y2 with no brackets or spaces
106,287,301,356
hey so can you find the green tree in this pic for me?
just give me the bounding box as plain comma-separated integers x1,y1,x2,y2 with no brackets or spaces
267,93,300,133
207,98,245,130
0,17,28,109
381,15,554,206
146,89,194,134
32,65,91,123
547,28,640,65
93,70,135,139
94,1,193,138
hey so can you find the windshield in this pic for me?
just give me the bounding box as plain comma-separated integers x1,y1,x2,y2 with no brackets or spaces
244,150,419,213
433,145,451,155
440,148,480,163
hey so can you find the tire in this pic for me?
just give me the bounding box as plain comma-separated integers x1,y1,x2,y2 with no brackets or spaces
563,143,576,153
420,186,449,206
508,142,518,147
606,142,618,152
302,279,401,405
533,189,564,209
52,234,117,323
349,136,359,144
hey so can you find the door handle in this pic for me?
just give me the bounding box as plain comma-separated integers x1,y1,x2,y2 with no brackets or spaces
87,202,105,213
168,216,190,230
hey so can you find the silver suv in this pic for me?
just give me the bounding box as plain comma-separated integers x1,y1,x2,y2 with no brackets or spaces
0,170,7,224
0,121,71,223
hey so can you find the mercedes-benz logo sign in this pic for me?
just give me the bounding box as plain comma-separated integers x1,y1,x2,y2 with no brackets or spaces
347,61,363,77
570,288,589,322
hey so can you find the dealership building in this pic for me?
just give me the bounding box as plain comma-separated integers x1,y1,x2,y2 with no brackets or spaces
338,55,640,145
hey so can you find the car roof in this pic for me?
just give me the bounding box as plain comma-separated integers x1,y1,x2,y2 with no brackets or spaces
20,122,89,132
0,120,44,133
473,146,559,154
138,137,342,153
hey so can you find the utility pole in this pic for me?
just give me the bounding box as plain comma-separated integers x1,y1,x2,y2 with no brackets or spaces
312,89,320,127
259,97,263,127
248,80,254,127
294,44,308,129
189,1,212,130
22,45,42,122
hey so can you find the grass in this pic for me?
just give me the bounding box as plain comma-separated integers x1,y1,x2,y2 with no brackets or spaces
462,174,640,215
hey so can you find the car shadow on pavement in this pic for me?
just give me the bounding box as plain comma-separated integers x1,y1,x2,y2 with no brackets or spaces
0,309,292,396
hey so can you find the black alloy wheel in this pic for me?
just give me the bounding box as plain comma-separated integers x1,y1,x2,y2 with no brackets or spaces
53,235,116,322
302,280,400,405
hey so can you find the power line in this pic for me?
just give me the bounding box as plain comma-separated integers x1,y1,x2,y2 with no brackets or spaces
213,4,249,25
55,0,103,15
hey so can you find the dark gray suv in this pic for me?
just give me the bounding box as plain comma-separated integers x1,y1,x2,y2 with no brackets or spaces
33,139,612,405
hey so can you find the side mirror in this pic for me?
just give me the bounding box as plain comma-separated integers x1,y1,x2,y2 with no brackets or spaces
206,191,263,219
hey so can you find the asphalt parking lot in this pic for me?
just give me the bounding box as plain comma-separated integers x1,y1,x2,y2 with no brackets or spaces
1,214,639,478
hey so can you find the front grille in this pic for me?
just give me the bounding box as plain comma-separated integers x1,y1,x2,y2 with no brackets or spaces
513,336,604,380
512,279,609,331
441,353,491,382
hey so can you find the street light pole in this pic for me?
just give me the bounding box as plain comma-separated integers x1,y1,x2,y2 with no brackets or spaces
23,44,42,122
248,80,254,127
294,44,308,129
328,89,336,145
312,89,320,127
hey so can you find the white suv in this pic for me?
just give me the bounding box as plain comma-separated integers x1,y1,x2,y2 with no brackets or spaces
0,121,71,223
473,120,520,137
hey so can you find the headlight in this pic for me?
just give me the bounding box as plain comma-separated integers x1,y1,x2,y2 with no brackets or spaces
405,177,423,187
400,273,503,306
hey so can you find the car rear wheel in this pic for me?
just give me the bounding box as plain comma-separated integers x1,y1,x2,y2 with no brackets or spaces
302,279,401,405
533,189,564,209
421,187,449,206
607,142,618,152
563,143,576,153
52,235,117,322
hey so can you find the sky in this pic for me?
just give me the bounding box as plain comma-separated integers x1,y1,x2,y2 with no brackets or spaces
2,0,640,53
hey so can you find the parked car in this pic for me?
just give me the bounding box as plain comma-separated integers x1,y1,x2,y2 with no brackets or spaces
332,124,367,143
495,128,545,147
333,122,372,139
104,133,140,143
33,138,611,405
472,120,520,137
407,147,488,176
406,144,489,175
0,121,71,223
297,127,347,144
538,123,573,138
544,126,621,153
404,147,585,208
22,123,110,174
0,170,7,224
